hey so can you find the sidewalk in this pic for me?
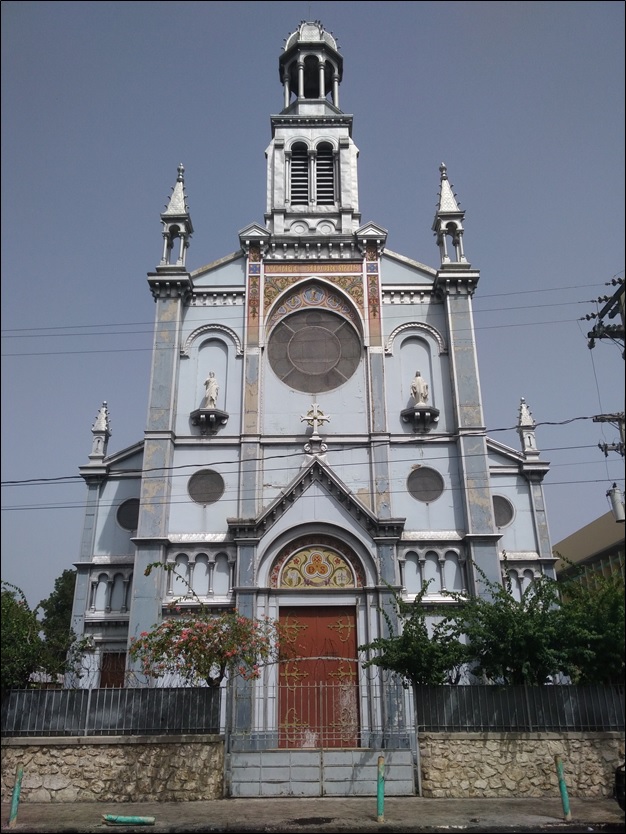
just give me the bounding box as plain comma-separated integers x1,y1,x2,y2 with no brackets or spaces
2,796,625,833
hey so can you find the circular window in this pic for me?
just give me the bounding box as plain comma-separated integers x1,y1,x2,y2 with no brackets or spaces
268,310,361,393
407,467,445,503
117,498,140,531
493,495,514,527
188,470,225,505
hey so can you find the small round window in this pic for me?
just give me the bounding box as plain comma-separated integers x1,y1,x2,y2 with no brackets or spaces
117,498,140,531
407,467,444,503
493,495,514,527
188,470,225,505
268,310,361,393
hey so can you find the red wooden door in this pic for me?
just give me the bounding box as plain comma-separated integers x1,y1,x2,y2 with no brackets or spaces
99,652,126,688
278,606,359,748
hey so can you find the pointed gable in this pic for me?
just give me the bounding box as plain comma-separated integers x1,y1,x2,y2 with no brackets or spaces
227,457,405,541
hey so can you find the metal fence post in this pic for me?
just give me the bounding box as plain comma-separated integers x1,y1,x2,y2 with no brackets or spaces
377,755,385,823
554,754,572,821
7,764,23,829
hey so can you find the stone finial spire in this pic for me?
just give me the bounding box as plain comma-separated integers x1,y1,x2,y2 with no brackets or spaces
432,163,468,267
437,163,461,213
89,401,111,460
163,163,190,217
517,397,539,457
159,164,194,268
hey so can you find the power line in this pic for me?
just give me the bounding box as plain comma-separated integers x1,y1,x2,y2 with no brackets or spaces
0,315,610,358
1,279,620,342
0,431,618,490
2,475,622,515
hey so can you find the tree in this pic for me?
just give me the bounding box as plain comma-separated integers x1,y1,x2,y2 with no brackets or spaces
555,574,625,684
441,571,568,685
358,565,625,688
358,583,467,687
1,582,44,695
37,568,78,677
128,563,285,687
440,566,625,685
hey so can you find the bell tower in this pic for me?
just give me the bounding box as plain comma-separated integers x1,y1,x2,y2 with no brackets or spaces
264,21,361,241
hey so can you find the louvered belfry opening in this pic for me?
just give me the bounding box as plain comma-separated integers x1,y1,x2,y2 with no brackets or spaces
290,143,309,204
316,143,334,204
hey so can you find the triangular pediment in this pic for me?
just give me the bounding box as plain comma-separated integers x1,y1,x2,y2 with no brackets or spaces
356,222,388,238
227,458,404,541
238,223,270,241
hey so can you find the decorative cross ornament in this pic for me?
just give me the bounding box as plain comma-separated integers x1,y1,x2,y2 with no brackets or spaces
301,403,330,438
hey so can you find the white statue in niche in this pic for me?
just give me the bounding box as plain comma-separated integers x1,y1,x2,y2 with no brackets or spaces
410,370,429,404
203,372,219,408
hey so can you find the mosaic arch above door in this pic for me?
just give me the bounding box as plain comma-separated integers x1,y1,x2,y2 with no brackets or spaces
269,537,366,589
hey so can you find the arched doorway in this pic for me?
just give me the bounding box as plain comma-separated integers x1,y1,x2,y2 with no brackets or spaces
271,537,364,749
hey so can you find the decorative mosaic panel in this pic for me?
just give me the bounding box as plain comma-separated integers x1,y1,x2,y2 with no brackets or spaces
264,263,365,317
266,283,361,330
278,547,356,589
270,535,365,589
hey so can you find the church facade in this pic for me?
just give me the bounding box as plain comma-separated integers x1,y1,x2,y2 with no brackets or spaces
70,21,553,768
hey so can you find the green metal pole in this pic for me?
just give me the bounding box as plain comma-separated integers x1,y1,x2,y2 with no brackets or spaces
377,754,385,823
554,754,572,821
102,815,156,826
7,764,23,829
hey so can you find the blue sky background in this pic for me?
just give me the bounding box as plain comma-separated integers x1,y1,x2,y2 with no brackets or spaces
2,1,624,608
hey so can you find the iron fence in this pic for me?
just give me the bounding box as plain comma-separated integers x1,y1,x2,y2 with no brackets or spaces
1,687,221,737
2,683,623,738
413,684,625,732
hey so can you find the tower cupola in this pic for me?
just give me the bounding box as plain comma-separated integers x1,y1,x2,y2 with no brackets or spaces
279,21,343,111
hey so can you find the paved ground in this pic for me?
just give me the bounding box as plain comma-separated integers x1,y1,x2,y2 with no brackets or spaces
2,796,624,833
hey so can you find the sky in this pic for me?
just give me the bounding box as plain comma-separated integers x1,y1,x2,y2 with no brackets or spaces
1,1,624,609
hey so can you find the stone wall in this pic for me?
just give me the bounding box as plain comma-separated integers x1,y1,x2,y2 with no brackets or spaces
1,735,223,803
2,732,624,801
419,732,625,798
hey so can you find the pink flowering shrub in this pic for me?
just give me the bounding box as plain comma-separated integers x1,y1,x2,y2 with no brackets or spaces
129,564,285,687
129,610,283,687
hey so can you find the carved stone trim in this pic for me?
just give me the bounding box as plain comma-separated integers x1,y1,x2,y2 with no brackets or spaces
401,405,441,433
189,408,229,435
190,291,245,308
385,322,447,355
181,324,243,356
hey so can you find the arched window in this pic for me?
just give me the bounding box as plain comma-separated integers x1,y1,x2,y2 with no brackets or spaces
110,573,126,611
423,551,439,588
290,143,309,204
404,552,421,594
171,554,190,597
214,553,231,596
442,551,464,593
94,574,108,611
193,554,210,597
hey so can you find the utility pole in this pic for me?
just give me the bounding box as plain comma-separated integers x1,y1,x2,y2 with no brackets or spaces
593,412,625,458
585,276,625,356
583,276,625,521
